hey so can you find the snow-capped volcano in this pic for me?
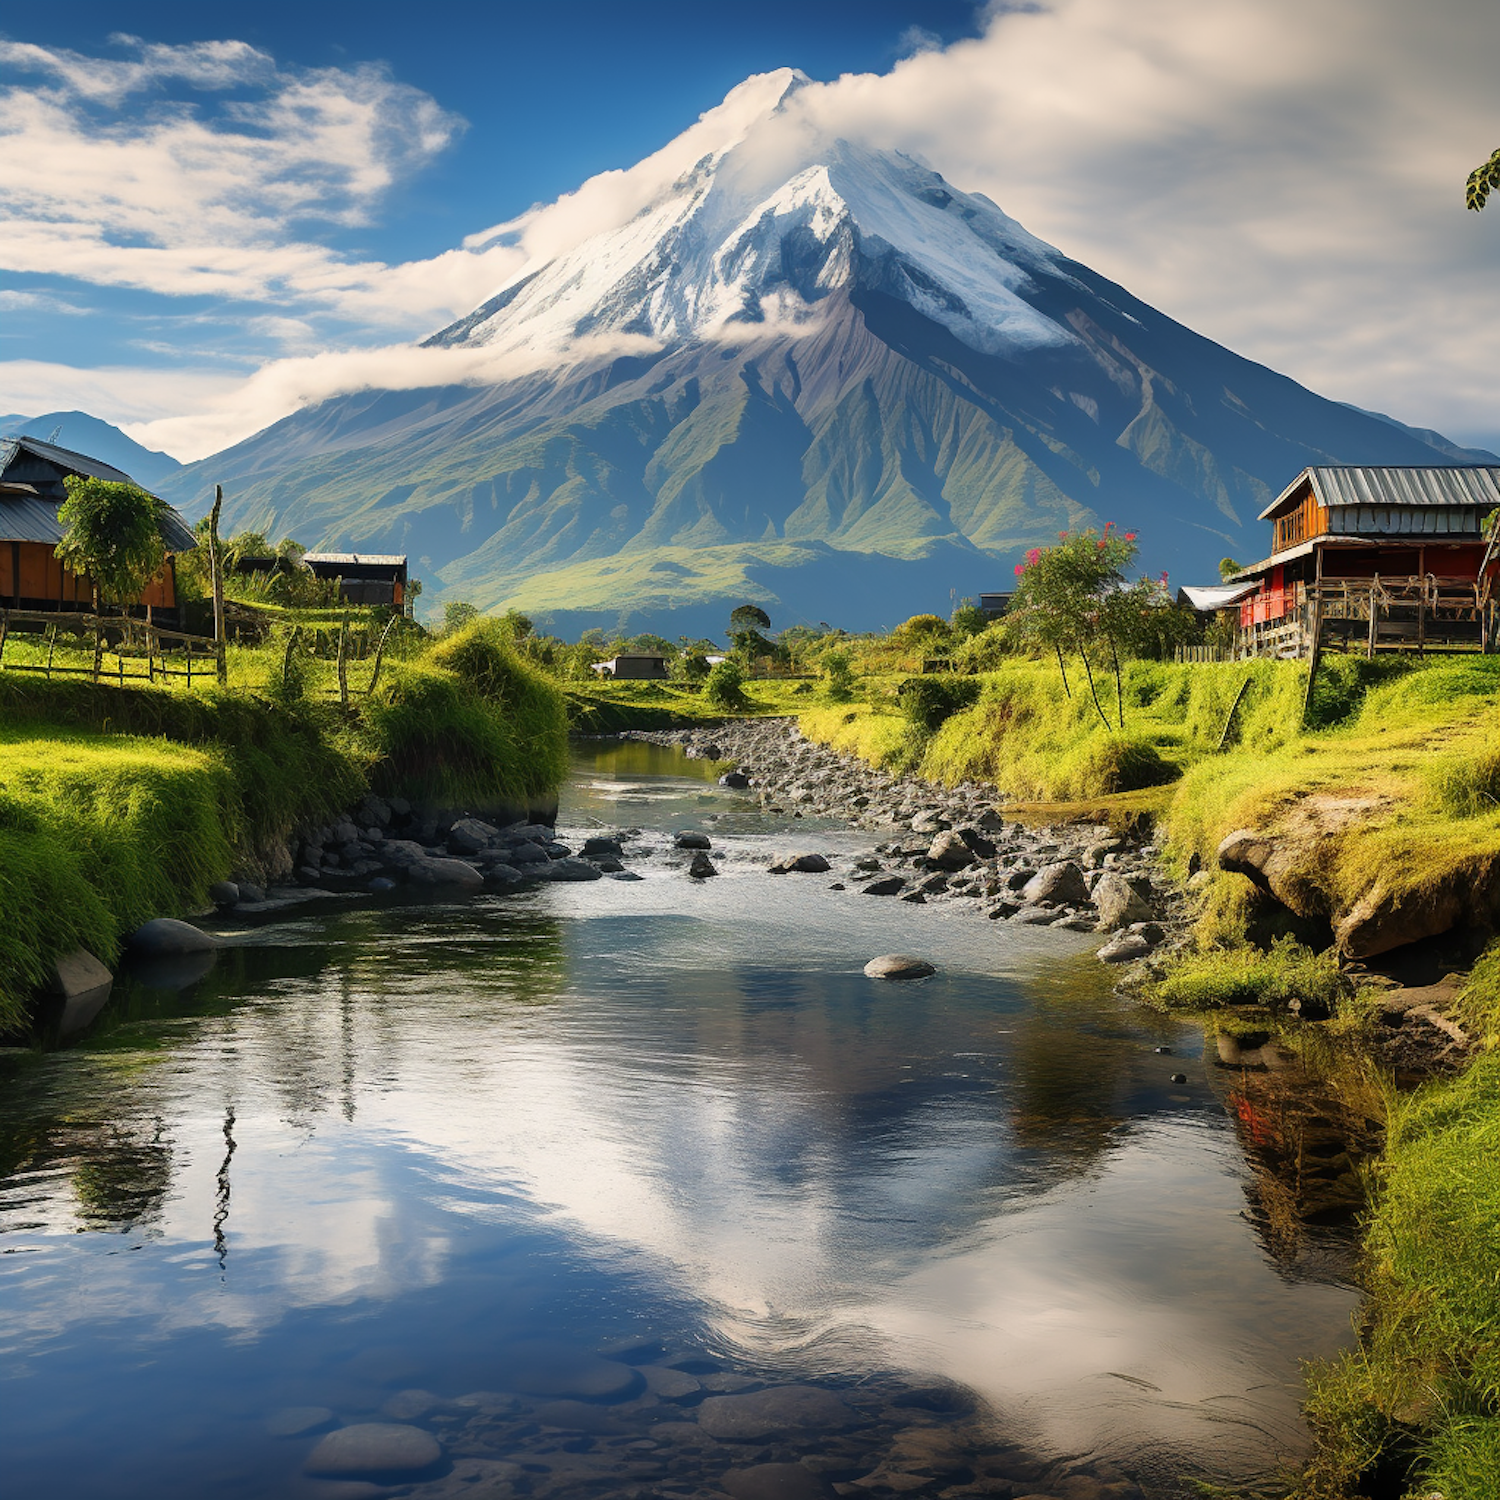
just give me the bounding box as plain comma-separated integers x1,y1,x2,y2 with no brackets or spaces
428,76,1071,367
164,70,1492,633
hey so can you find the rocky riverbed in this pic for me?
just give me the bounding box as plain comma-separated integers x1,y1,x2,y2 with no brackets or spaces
621,719,1188,968
269,1346,1150,1500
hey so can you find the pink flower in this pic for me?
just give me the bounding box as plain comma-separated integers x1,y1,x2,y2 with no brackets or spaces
1014,563,1025,577
1059,531,1068,539
1025,547,1041,566
1124,531,1136,541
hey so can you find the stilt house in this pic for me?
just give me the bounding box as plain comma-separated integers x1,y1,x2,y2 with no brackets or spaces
1225,466,1500,657
0,435,196,617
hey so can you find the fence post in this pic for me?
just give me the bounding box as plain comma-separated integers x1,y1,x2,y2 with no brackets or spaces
45,624,56,680
186,636,193,688
367,615,398,697
336,610,350,709
0,609,7,669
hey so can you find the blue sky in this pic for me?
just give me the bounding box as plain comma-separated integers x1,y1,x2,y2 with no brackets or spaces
3,0,1499,459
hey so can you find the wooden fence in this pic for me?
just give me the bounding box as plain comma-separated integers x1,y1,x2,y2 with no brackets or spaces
0,609,224,686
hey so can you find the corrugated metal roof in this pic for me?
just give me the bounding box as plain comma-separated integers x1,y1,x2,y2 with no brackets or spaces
1178,581,1259,610
303,552,408,568
0,435,145,491
1260,465,1500,521
0,494,81,544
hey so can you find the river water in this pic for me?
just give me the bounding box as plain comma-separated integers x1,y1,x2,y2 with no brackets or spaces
0,742,1359,1499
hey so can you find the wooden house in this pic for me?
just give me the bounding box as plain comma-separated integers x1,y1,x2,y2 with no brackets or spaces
301,552,408,609
0,435,196,617
1225,466,1500,658
590,653,670,680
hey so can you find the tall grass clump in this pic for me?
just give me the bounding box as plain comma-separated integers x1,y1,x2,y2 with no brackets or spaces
1300,1050,1500,1499
366,619,569,806
1151,935,1350,1012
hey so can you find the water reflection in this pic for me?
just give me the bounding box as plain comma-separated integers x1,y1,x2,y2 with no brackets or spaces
0,745,1360,1498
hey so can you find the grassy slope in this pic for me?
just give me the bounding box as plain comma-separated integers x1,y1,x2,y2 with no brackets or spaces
0,620,569,1031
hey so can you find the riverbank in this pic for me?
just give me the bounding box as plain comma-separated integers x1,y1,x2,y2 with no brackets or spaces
0,621,570,1033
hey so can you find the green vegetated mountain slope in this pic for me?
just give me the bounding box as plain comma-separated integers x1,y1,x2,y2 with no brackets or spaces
158,88,1489,636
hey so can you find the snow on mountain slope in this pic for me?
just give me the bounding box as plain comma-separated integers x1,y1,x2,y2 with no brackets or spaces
426,71,1076,368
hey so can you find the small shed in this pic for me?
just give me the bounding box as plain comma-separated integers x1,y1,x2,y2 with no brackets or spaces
590,653,670,680
301,553,408,608
0,435,196,614
978,592,1013,619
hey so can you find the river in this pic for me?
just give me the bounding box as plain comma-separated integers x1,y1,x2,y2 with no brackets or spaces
0,741,1360,1499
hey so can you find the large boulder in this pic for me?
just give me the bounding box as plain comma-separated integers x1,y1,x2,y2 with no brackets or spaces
1092,872,1153,930
719,771,752,789
127,918,221,956
861,876,907,896
675,831,712,850
581,835,623,859
404,857,485,890
926,830,977,872
953,826,997,859
447,817,498,855
532,858,604,882
506,842,549,866
721,1463,834,1500
688,852,719,879
1020,862,1089,907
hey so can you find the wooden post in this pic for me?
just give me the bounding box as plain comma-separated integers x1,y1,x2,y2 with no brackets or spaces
1301,595,1324,724
1417,547,1426,656
367,615,398,697
336,610,350,709
146,605,155,682
208,484,227,686
45,623,56,680
281,626,299,694
186,636,193,688
1367,575,1380,659
0,609,7,669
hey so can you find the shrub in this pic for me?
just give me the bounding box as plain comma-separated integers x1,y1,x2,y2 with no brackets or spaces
820,648,858,703
896,674,982,733
703,660,748,709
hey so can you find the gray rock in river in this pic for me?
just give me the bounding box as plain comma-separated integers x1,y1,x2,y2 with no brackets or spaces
404,857,485,890
208,880,239,908
447,817,498,854
861,876,907,897
926,830,977,871
863,954,936,981
265,1405,333,1437
675,831,712,850
303,1423,442,1477
696,1384,860,1441
767,852,831,873
531,1400,625,1433
127,918,221,956
581,835,623,858
721,1462,836,1500
1020,861,1090,907
1097,932,1153,963
502,1342,641,1399
533,858,604,882
506,842,549,866
719,771,751,789
1093,872,1154,930
688,852,718,879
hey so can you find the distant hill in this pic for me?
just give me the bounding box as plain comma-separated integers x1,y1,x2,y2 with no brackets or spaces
158,70,1493,635
0,411,184,491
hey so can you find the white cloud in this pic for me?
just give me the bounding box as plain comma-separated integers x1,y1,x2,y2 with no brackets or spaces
0,37,482,321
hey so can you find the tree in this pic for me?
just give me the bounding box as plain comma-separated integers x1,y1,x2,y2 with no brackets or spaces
54,475,172,681
55,476,170,608
727,603,774,663
1218,557,1243,581
442,600,481,635
950,600,988,637
1467,148,1500,211
1008,524,1180,729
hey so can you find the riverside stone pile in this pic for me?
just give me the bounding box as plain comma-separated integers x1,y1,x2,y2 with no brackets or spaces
629,719,1186,963
211,795,655,916
268,1342,1148,1500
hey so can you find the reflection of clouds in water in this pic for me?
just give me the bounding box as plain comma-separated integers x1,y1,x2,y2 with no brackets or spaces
858,1121,1353,1477
0,866,1357,1484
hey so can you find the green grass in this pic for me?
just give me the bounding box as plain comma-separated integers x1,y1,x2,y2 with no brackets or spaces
1150,936,1350,1013
1300,1041,1500,1500
0,617,570,1031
